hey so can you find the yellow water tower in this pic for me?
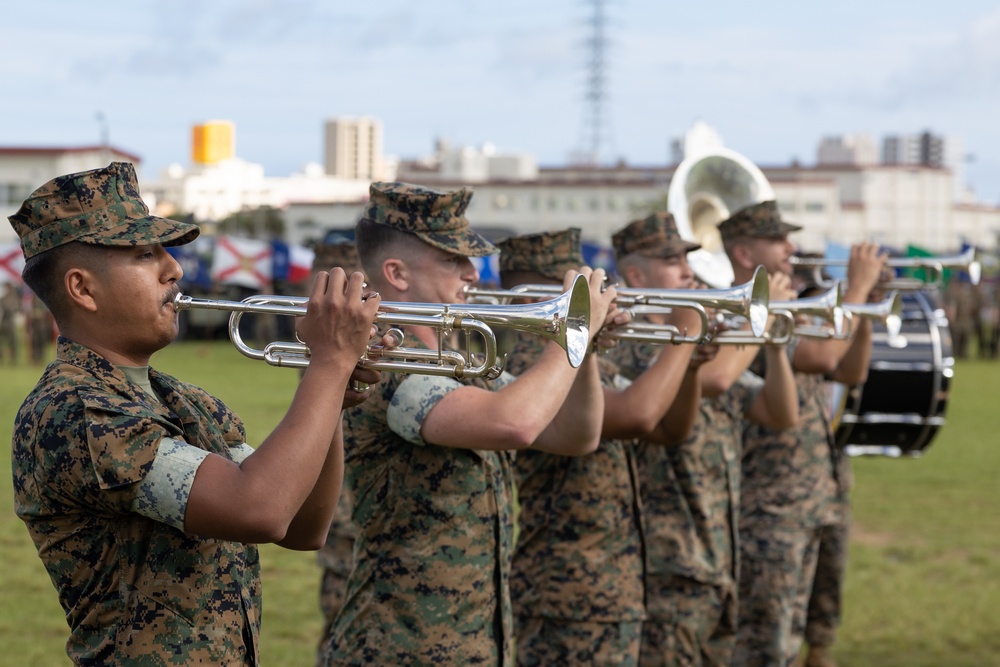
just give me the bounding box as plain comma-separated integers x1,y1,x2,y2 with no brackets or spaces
192,120,235,165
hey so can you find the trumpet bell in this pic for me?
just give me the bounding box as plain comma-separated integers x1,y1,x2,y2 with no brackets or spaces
616,265,771,338
379,274,592,369
771,283,845,337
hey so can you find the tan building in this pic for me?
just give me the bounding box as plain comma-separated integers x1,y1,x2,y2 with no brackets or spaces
324,117,387,181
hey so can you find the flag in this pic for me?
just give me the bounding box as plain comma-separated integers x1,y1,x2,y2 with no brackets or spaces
905,244,936,285
211,235,273,289
272,240,316,284
0,243,25,285
167,244,213,290
823,241,850,282
583,242,616,275
471,254,500,286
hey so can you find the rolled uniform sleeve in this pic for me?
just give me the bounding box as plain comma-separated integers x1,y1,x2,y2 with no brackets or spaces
130,438,256,531
388,371,515,446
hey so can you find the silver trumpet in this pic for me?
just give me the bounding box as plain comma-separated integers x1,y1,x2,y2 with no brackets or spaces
613,265,771,342
843,291,904,339
790,246,981,290
713,283,844,344
467,266,770,345
173,274,592,380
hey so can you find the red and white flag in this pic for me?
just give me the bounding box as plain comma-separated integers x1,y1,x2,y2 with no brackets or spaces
285,244,315,284
0,243,25,285
211,236,273,289
272,240,316,284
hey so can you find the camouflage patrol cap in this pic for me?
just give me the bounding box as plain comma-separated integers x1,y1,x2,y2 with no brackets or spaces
612,212,700,263
497,228,583,281
8,161,200,260
312,241,364,277
359,182,496,258
717,200,802,242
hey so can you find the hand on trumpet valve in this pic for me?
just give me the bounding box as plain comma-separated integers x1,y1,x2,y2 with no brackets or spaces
769,272,797,303
846,242,888,300
594,304,633,351
297,268,381,367
868,267,895,303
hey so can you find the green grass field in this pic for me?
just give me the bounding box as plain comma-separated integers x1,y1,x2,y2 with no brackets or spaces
2,340,999,666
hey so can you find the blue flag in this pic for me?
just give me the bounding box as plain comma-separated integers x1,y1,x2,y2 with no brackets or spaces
167,244,213,290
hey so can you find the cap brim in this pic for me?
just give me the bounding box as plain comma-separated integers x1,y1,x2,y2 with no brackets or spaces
639,240,702,257
78,214,200,249
420,229,498,258
753,222,802,239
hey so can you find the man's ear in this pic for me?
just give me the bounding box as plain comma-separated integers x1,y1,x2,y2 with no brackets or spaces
64,268,99,313
381,258,409,292
620,263,645,289
729,241,756,272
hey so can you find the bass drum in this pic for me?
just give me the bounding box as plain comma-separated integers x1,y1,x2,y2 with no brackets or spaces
831,290,953,457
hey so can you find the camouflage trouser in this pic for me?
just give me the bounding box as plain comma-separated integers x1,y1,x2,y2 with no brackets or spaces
731,525,821,667
804,519,850,648
315,537,354,667
515,617,642,667
640,574,737,667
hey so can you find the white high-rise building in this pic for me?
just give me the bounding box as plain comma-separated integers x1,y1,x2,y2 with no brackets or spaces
324,117,386,181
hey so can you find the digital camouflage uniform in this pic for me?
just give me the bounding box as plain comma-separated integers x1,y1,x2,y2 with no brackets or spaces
732,348,837,667
316,487,356,660
324,330,516,666
612,342,763,667
322,181,513,665
507,332,646,667
310,241,363,663
8,162,260,665
718,202,835,667
804,442,852,651
13,338,261,665
498,228,646,667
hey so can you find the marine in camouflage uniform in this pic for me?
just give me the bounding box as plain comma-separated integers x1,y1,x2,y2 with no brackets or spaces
10,162,376,666
15,338,263,664
802,479,851,667
322,184,611,666
609,213,799,667
499,226,703,667
718,201,883,667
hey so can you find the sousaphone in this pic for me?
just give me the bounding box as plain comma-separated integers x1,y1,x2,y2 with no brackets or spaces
667,147,774,288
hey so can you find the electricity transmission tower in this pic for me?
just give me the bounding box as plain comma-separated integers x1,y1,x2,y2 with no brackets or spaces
575,0,614,166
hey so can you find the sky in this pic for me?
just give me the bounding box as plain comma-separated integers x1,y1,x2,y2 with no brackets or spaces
4,1,1000,202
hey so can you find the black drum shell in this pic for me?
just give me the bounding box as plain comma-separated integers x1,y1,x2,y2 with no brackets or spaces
832,290,953,457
